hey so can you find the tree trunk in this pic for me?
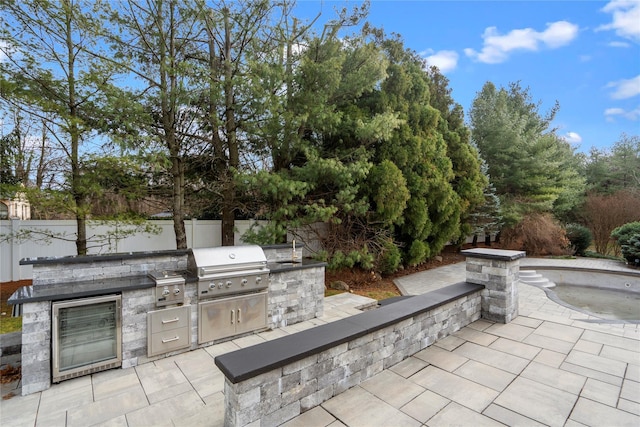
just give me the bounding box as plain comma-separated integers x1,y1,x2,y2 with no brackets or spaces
484,233,491,246
221,8,236,247
472,234,478,247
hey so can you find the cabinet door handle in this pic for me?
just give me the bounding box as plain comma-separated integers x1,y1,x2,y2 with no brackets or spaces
162,317,180,324
162,336,180,343
231,310,235,324
237,308,241,323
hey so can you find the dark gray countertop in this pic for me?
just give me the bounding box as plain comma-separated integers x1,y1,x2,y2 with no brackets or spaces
9,260,326,305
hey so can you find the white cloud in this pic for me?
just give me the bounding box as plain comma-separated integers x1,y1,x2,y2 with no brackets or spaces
597,0,640,42
465,21,579,64
562,132,583,144
608,40,631,48
605,106,640,121
422,50,459,73
606,75,640,99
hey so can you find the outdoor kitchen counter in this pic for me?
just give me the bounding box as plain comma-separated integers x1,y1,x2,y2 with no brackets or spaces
267,258,326,273
8,274,197,305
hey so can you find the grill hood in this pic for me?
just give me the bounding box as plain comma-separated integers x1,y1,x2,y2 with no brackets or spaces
188,245,268,277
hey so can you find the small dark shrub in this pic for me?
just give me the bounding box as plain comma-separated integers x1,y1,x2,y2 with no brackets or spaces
611,222,640,265
565,224,592,256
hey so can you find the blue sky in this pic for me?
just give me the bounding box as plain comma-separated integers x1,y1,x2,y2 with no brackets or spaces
295,0,640,153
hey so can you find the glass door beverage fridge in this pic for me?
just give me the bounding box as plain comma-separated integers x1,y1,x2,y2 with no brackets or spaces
52,294,122,382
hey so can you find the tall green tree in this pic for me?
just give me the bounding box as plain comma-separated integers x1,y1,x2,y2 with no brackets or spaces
586,133,640,193
1,0,117,254
107,0,202,249
469,81,585,224
425,66,486,241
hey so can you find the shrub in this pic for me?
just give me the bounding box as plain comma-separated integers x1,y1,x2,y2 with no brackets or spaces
565,224,592,256
611,222,640,265
378,239,402,275
501,213,571,256
582,190,640,255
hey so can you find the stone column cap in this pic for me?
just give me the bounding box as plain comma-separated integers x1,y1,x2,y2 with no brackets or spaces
460,248,526,261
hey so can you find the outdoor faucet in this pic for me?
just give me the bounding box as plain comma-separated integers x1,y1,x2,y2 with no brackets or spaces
292,239,298,262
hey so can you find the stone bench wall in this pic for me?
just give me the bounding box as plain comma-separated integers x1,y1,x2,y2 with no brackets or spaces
216,283,483,426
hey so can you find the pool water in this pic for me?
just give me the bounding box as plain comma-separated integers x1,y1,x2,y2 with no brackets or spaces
552,284,640,321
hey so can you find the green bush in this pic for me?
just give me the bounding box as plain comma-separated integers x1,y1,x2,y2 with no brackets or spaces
378,239,402,275
611,221,640,265
565,224,592,256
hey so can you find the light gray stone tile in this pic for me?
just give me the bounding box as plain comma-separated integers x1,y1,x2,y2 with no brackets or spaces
38,380,93,416
618,398,640,416
600,344,640,365
534,321,584,343
389,356,428,378
414,346,468,372
482,403,546,427
281,406,336,427
410,366,498,412
400,389,449,423
321,386,420,427
467,320,495,331
523,333,575,354
573,339,603,355
232,334,267,348
580,378,620,407
511,315,543,328
426,402,504,427
494,377,577,426
67,386,149,427
582,329,640,352
126,389,204,427
190,371,225,399
564,420,589,427
521,361,586,395
533,349,566,368
454,360,516,392
92,369,142,401
135,361,189,401
528,311,575,326
489,337,541,359
0,392,41,426
203,340,241,357
565,350,627,377
621,379,640,404
627,363,640,382
454,327,498,346
484,323,535,341
361,370,425,409
570,397,640,427
434,334,466,351
561,362,623,386
453,342,529,375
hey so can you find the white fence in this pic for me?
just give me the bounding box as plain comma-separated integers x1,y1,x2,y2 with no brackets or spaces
0,219,265,282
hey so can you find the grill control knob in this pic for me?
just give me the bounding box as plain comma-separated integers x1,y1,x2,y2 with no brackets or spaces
162,287,170,296
241,278,248,286
218,282,223,289
226,280,233,288
173,287,181,295
209,282,216,289
256,276,262,284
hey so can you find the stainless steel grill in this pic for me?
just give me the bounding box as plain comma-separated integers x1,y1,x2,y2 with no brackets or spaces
189,245,270,299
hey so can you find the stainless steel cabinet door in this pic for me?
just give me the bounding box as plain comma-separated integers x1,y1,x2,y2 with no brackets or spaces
197,291,268,344
198,297,237,343
235,292,267,335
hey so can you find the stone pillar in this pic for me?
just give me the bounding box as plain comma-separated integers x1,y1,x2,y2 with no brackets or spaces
21,301,52,395
460,248,525,324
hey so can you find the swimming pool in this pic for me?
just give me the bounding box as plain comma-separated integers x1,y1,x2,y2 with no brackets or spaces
522,268,640,323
